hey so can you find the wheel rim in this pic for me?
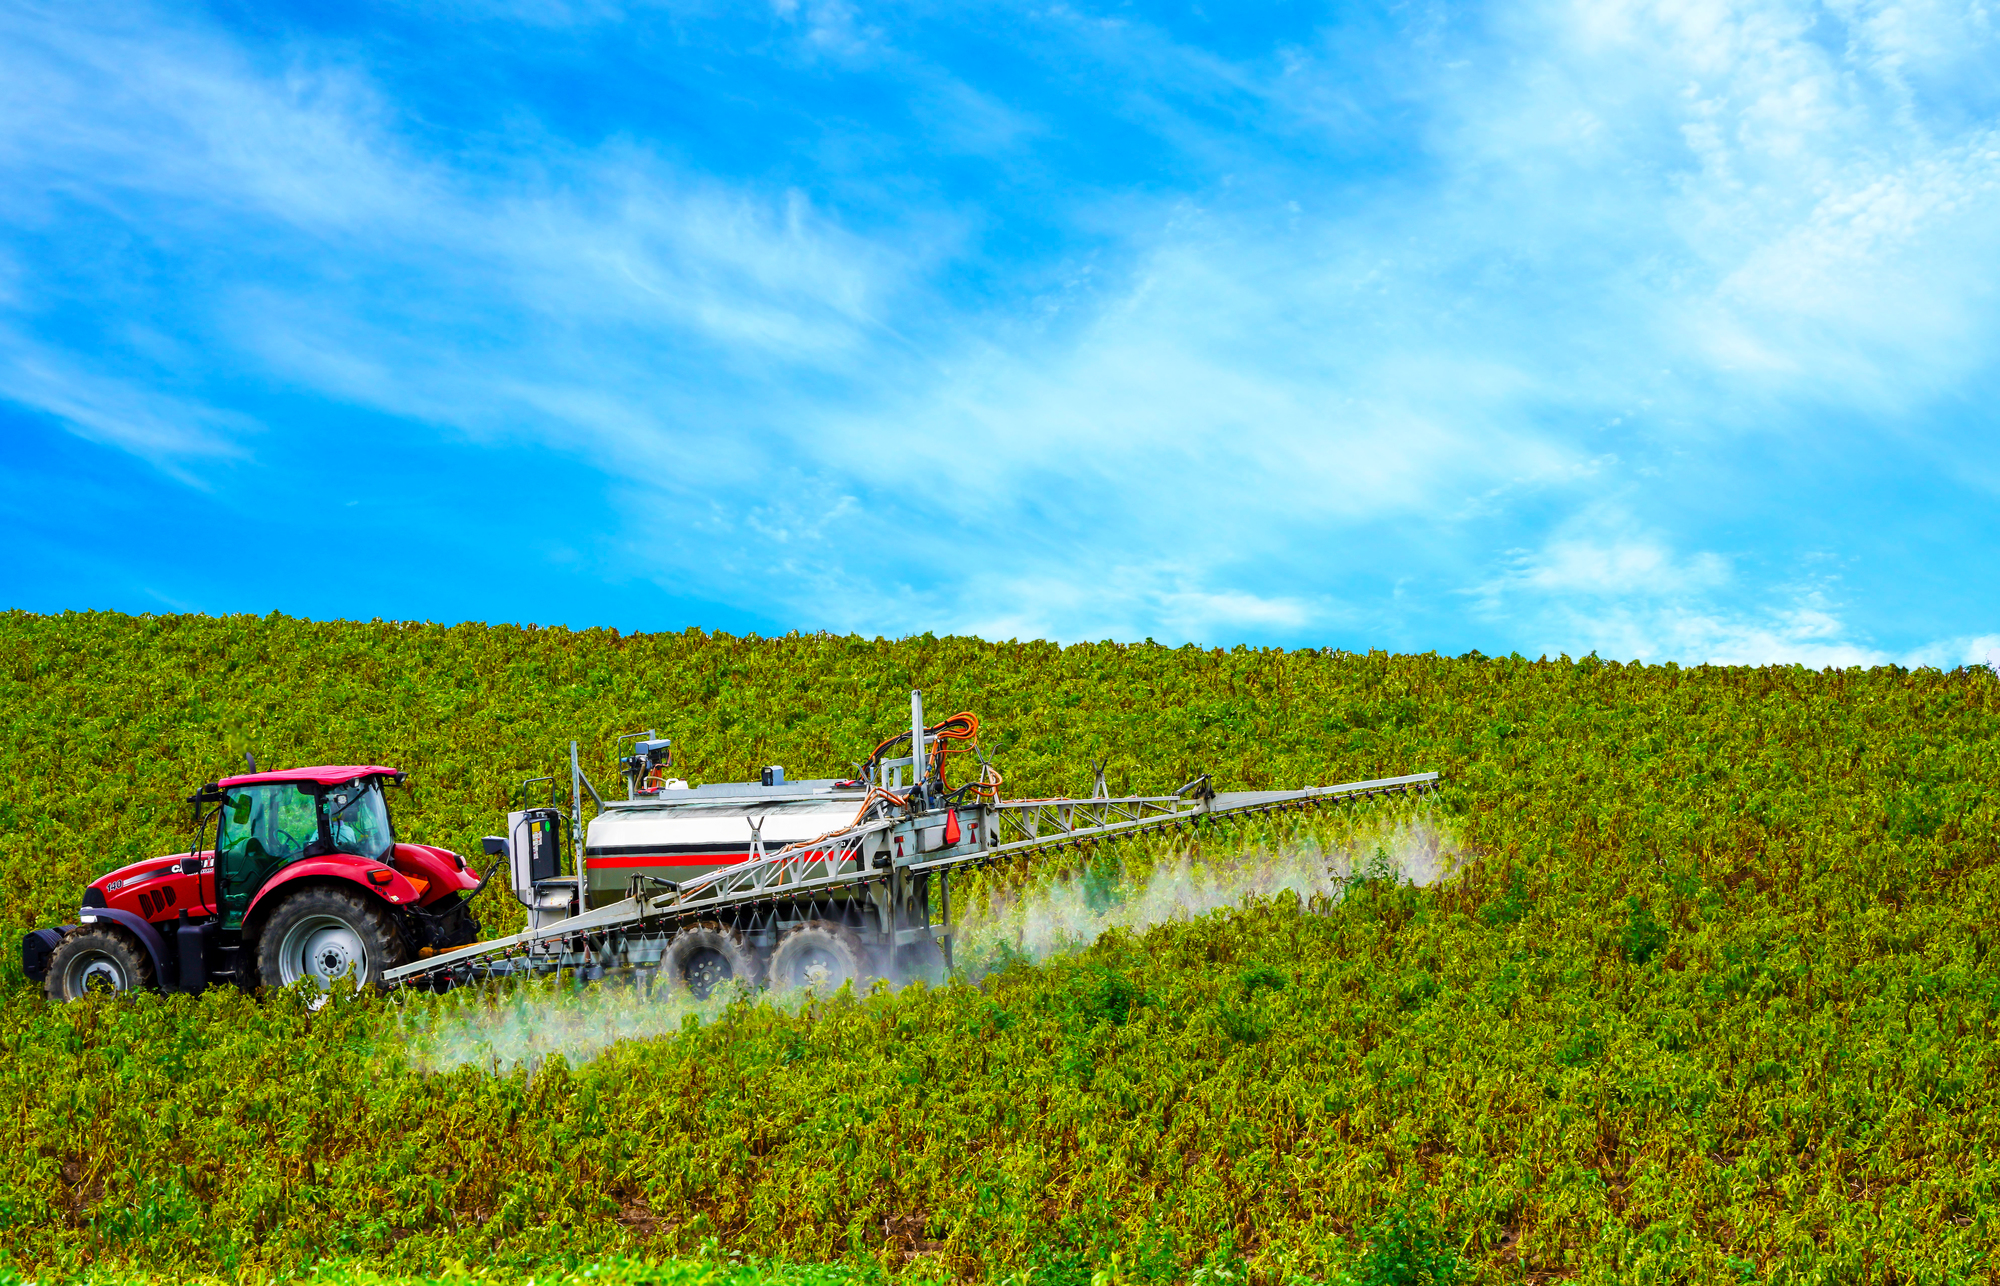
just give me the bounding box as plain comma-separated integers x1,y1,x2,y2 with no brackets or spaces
65,951,128,995
786,945,849,992
681,947,732,999
278,913,369,995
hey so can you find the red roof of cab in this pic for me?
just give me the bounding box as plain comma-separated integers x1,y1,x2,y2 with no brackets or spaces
216,765,402,789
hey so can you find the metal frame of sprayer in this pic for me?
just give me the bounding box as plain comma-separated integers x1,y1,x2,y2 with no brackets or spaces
383,691,1440,993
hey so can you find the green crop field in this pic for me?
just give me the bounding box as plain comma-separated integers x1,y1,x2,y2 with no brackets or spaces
1,610,1997,1285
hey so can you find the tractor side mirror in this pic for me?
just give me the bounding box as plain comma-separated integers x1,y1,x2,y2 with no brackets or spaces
481,836,508,858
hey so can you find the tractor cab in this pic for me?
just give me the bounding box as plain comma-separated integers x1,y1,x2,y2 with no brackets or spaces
209,768,403,928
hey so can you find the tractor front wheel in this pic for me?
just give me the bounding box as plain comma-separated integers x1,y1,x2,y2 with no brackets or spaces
44,928,155,1002
257,887,407,1004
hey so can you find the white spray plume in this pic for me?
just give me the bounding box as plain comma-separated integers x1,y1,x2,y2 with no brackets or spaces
402,814,1460,1074
402,978,760,1076
959,814,1459,961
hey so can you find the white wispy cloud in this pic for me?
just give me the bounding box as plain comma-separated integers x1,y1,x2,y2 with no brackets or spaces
1448,0,2000,414
1614,601,1890,669
1499,539,1730,599
949,570,1324,645
0,5,933,468
0,331,251,481
1902,632,2000,670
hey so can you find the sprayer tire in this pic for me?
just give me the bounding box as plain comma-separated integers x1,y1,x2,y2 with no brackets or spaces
44,927,155,1002
768,921,867,995
661,922,760,999
894,935,947,986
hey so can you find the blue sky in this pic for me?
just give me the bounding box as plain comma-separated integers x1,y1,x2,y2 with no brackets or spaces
1,0,1996,665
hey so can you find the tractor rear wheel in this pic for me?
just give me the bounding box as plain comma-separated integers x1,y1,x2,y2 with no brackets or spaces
257,887,406,1004
767,921,867,995
44,928,155,1002
661,922,759,1000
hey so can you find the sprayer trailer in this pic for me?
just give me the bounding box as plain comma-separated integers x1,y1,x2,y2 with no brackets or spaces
385,691,1439,998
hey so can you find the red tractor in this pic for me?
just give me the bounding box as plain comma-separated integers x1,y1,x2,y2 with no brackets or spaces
23,765,484,1002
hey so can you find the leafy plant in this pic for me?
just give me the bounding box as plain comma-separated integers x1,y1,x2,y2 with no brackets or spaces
1339,1196,1463,1286
1214,1003,1269,1044
1620,893,1668,965
1478,865,1530,928
1236,963,1287,993
1063,964,1142,1028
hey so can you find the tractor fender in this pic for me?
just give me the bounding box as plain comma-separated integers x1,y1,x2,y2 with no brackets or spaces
78,908,169,983
392,842,484,900
244,860,423,937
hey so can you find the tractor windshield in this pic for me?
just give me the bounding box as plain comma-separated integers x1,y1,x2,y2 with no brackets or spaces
323,780,394,861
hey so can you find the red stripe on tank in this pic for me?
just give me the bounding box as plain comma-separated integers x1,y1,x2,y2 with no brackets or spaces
586,854,747,869
586,849,840,870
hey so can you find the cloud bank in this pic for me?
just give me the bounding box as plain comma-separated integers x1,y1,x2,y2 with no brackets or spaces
0,0,1994,661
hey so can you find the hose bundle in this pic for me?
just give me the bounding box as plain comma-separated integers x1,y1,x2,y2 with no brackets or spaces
860,711,998,797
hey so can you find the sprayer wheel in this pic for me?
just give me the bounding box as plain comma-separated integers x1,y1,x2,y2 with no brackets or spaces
768,921,867,995
662,922,760,999
894,935,947,986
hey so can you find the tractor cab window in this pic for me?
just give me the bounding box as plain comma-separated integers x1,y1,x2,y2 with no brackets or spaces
215,783,319,926
323,781,394,861
218,784,318,866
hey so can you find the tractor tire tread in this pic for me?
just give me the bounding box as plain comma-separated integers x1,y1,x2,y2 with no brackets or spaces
44,927,155,1002
255,885,408,995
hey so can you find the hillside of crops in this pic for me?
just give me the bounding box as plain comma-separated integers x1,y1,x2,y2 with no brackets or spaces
0,1255,874,1286
2,610,1998,1285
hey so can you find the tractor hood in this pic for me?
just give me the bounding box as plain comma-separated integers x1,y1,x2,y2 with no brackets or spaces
86,850,215,925
92,851,210,894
